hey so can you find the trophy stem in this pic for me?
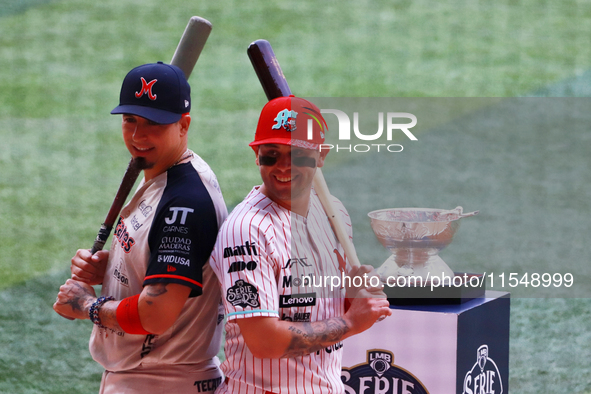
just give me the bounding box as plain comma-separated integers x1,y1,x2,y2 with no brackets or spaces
377,253,454,281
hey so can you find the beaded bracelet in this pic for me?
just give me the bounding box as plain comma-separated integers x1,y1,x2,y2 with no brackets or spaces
89,296,115,329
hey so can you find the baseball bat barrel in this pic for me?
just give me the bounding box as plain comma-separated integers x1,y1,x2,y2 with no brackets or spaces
247,40,292,100
88,16,212,255
170,16,212,79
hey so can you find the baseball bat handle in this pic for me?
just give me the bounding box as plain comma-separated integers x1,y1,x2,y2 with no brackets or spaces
90,224,113,255
314,172,387,321
90,158,142,254
313,169,362,268
247,39,292,100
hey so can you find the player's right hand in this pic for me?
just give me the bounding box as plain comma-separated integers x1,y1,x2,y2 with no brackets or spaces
70,249,109,285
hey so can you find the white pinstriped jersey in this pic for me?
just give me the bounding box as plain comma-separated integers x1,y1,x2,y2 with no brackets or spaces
90,152,227,374
210,186,353,394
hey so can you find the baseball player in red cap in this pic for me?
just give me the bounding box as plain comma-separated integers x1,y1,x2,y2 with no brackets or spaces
209,95,392,394
53,62,227,393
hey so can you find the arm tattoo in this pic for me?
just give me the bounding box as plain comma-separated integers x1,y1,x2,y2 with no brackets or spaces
146,283,169,298
65,281,93,313
99,304,121,331
281,317,350,358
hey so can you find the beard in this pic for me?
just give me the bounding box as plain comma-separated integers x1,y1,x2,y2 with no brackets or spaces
133,157,155,170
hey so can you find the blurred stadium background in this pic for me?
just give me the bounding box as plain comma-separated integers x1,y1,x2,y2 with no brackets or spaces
1,0,589,392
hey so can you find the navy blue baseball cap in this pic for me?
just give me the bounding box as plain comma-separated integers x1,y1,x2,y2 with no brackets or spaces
111,62,191,124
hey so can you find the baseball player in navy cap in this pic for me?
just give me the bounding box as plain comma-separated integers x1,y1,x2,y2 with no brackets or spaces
209,95,392,394
54,62,228,394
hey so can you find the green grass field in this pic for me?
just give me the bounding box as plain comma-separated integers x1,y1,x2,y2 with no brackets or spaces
1,0,590,392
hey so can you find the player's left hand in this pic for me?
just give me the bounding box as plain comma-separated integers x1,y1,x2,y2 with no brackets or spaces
53,279,97,320
343,264,391,329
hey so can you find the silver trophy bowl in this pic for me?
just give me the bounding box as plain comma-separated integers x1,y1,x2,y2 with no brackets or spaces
368,207,478,280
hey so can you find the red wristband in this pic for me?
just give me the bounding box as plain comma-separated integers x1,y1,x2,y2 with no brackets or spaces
116,294,151,335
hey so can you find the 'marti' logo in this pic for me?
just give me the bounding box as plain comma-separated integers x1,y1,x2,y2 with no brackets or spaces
342,349,429,394
273,109,298,132
135,77,157,100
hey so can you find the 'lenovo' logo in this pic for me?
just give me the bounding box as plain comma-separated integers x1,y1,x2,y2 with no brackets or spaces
279,293,316,308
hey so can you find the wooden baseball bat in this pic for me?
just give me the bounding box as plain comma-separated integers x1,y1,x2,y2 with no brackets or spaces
89,16,213,255
311,168,362,268
247,39,361,268
247,40,292,100
90,159,142,254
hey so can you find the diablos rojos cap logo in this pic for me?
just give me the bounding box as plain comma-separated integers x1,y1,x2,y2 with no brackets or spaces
272,109,298,132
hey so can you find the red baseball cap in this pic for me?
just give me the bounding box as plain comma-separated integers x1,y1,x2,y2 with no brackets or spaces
249,95,327,151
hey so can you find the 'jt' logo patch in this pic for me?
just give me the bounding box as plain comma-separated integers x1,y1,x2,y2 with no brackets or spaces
273,109,297,132
136,77,158,100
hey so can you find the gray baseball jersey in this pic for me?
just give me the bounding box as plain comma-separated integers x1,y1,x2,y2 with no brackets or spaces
90,152,227,374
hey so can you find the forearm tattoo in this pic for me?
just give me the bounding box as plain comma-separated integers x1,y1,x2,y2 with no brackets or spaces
99,304,121,331
281,317,350,358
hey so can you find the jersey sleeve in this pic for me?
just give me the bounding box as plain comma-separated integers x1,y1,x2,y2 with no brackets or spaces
210,211,281,321
144,170,220,297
